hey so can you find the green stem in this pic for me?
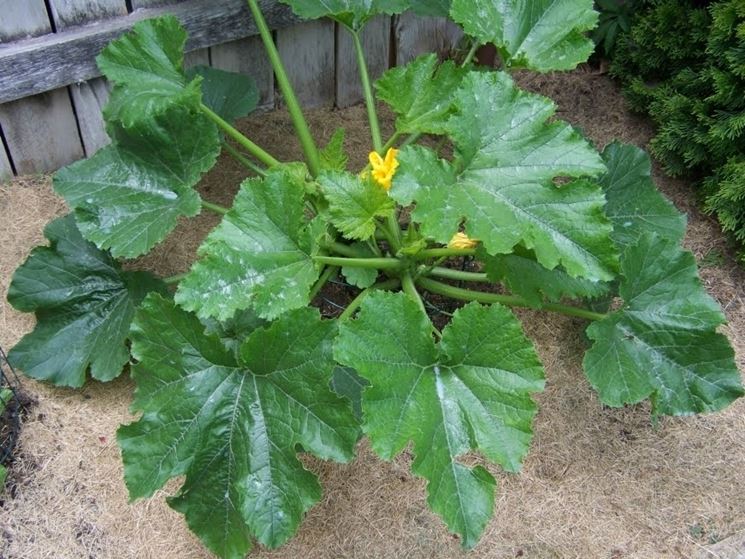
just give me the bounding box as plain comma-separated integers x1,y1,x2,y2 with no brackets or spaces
401,272,427,315
163,273,187,286
381,131,402,153
200,103,280,168
462,40,480,67
222,142,267,177
201,200,229,215
416,278,607,321
309,266,338,300
384,216,402,252
325,241,367,258
413,247,477,260
313,256,403,270
339,279,400,321
352,31,383,153
428,267,488,282
245,0,320,176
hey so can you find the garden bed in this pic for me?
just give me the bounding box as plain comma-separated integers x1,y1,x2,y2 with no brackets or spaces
1,68,744,559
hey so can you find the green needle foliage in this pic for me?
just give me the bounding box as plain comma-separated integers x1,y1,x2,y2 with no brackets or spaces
606,0,745,258
5,2,743,557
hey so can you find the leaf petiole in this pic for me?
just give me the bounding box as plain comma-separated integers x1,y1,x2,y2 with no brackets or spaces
416,277,607,321
428,267,488,282
352,30,383,153
309,266,338,300
246,0,321,176
313,256,403,270
200,103,280,168
201,200,229,215
413,247,477,260
222,142,268,177
338,278,400,320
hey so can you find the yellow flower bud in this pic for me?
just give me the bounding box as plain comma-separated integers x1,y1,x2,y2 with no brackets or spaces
448,232,479,249
369,148,399,191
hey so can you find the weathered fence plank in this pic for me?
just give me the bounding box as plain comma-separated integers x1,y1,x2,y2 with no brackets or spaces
0,0,85,173
0,91,85,174
277,20,335,108
0,0,50,42
0,0,300,105
0,142,12,182
49,0,128,27
70,80,111,155
50,0,127,157
395,12,462,65
335,16,390,108
211,36,274,108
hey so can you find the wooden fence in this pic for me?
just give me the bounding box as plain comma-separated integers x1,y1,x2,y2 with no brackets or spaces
0,0,461,181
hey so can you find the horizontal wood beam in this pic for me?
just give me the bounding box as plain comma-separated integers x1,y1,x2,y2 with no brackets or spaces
0,0,300,104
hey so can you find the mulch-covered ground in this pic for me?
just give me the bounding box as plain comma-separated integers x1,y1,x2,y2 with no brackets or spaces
1,68,744,559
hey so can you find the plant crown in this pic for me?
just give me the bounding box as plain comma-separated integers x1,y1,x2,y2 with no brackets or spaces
6,1,744,557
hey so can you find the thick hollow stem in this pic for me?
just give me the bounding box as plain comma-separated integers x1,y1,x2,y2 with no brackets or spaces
163,272,188,286
462,40,480,67
200,103,280,168
201,200,229,215
313,255,403,270
413,247,477,260
245,0,320,176
428,267,488,282
352,31,383,153
416,277,607,321
222,142,268,177
325,241,368,258
401,272,427,315
309,266,338,300
339,279,400,321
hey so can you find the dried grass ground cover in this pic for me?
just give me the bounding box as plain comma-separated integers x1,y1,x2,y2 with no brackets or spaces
1,69,744,559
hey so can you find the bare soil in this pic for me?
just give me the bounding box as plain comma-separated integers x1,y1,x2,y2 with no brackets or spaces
1,68,744,559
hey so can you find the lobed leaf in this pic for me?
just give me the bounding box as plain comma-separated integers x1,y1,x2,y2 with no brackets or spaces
98,15,202,126
335,292,544,547
319,128,349,171
599,142,687,251
186,65,259,125
584,234,744,415
54,104,220,259
319,171,395,241
7,215,165,387
176,168,321,321
393,72,617,282
279,0,408,30
482,250,610,308
119,295,358,558
450,0,599,71
376,54,468,135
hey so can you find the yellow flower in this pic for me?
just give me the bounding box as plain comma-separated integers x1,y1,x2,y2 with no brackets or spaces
448,232,479,249
369,148,399,191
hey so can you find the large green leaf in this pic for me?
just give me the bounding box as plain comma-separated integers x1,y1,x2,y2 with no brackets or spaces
186,66,259,125
176,168,321,321
482,250,610,308
409,0,451,16
7,215,164,387
279,0,408,30
599,142,686,251
335,292,544,547
119,295,357,559
584,234,743,415
450,0,598,71
376,54,468,135
393,72,617,282
319,171,395,241
54,104,220,259
98,16,202,126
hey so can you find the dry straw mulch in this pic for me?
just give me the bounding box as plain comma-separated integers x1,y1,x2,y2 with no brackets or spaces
1,70,744,559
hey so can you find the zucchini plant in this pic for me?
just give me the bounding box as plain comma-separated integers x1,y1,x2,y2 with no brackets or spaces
6,1,743,557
